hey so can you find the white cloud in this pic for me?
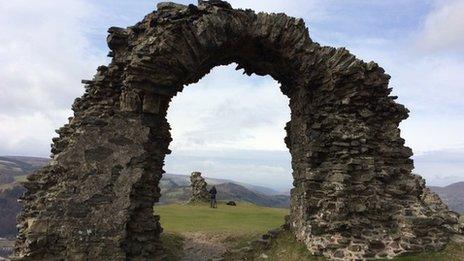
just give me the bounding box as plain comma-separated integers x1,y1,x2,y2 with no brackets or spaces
413,148,464,186
167,64,290,151
0,0,105,156
0,110,70,156
0,0,463,188
165,149,293,190
391,57,464,154
416,0,464,52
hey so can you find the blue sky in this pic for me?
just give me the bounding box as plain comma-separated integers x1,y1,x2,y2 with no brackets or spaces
0,0,463,190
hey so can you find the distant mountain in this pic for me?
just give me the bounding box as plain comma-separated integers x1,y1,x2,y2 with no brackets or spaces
159,180,290,208
0,155,462,238
430,182,464,214
159,174,290,208
0,156,48,176
0,156,49,237
161,173,281,196
214,182,289,208
0,183,25,237
0,156,49,188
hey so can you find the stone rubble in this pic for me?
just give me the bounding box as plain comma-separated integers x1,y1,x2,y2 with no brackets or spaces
14,1,462,260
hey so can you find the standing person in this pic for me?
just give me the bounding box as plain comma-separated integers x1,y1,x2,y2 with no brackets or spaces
209,186,217,208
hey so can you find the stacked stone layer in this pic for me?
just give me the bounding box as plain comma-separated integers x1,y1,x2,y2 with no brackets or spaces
14,1,461,260
188,172,210,203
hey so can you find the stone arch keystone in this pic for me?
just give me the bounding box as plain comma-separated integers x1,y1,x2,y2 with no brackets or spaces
15,1,461,260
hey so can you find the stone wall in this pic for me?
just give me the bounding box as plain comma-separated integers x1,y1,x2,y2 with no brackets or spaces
14,1,462,260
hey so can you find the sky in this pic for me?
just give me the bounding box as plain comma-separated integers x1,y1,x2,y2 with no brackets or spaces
0,0,463,191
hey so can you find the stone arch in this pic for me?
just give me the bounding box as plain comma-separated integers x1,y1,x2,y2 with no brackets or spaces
15,1,461,260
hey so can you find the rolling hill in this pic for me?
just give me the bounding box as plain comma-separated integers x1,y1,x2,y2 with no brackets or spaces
0,156,49,189
159,181,290,208
0,184,25,237
1,156,463,213
0,156,462,238
0,156,48,177
160,173,281,196
430,182,464,214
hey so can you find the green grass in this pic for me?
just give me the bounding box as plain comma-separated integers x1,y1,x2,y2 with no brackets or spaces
263,231,325,261
0,175,27,190
0,239,15,248
156,202,288,234
225,230,325,261
156,203,463,260
157,202,288,260
0,183,14,190
13,175,28,182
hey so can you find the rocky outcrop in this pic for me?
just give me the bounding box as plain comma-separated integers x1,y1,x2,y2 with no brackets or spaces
188,172,209,203
14,1,461,260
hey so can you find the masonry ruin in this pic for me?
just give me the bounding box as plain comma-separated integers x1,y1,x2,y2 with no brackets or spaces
188,171,209,203
14,1,462,260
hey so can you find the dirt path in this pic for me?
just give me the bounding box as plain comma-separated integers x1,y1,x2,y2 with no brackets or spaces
180,232,228,261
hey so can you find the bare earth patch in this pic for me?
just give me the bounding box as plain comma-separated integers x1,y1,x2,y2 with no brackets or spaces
180,232,228,261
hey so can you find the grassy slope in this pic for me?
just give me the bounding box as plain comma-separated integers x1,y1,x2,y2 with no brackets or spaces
158,203,463,261
0,176,27,190
161,233,184,261
13,175,28,182
157,202,288,260
156,202,288,234
0,239,15,248
224,230,325,261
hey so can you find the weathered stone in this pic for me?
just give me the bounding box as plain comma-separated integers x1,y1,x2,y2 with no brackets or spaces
188,171,210,203
142,93,161,114
156,2,187,11
120,89,141,112
14,1,462,260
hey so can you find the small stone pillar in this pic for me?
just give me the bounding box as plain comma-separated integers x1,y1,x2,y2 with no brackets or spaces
188,171,209,203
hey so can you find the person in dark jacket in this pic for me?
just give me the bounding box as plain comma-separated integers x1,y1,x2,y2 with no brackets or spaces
209,186,217,208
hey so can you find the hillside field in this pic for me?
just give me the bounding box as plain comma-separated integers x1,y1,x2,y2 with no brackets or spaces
156,202,288,233
157,203,464,261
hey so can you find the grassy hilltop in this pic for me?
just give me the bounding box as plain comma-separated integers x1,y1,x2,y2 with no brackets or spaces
158,203,464,261
157,202,289,260
157,202,287,233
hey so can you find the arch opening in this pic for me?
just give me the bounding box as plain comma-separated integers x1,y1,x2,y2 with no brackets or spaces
163,63,292,194
155,64,293,254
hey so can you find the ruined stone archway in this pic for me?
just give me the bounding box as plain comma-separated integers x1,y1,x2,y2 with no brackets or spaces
15,1,461,260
